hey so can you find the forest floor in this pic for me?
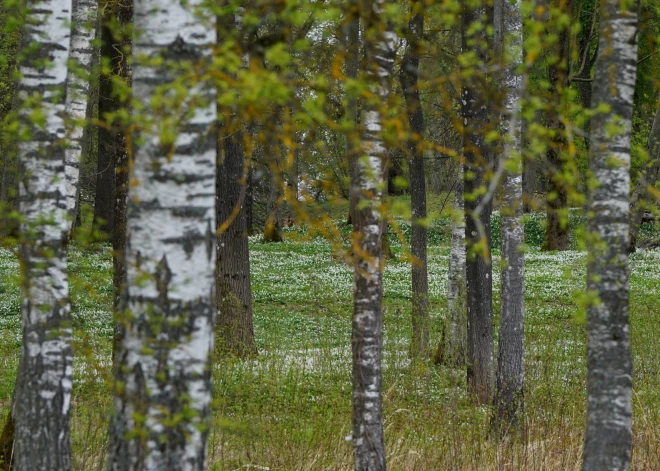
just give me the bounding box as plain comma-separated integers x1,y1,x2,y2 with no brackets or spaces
1,214,660,470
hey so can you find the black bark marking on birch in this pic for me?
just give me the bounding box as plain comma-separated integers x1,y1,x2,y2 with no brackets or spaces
582,2,638,470
13,0,74,467
106,0,216,467
350,0,392,468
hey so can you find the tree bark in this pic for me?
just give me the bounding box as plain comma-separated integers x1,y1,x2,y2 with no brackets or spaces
582,2,638,470
216,113,258,357
435,166,467,366
106,1,216,468
263,122,284,243
493,0,525,437
349,0,394,468
629,94,660,252
13,0,74,468
400,0,428,359
64,0,97,232
462,3,495,406
542,0,572,252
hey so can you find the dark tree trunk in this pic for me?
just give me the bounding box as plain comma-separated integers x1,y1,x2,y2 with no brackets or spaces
246,165,254,236
96,0,132,368
630,95,660,252
387,151,405,195
582,2,638,470
216,115,258,357
263,120,284,243
400,0,428,359
542,0,572,252
574,0,598,147
94,0,131,241
112,129,129,368
492,0,525,438
0,405,15,471
462,2,495,406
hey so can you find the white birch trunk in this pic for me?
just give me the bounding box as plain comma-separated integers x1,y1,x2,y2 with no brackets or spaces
14,0,74,468
493,0,525,436
582,2,638,470
106,1,216,469
350,0,395,469
64,0,97,229
443,165,466,365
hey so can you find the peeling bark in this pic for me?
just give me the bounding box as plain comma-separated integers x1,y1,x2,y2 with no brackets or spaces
106,2,216,469
582,2,638,470
14,0,74,468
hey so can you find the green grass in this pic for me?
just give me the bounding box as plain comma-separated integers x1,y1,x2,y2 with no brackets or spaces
1,220,660,469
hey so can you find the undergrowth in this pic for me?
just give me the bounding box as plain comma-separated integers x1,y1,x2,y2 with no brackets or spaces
0,213,659,470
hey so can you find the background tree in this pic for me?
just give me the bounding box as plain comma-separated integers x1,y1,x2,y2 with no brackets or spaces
64,0,97,231
462,1,495,405
582,0,638,468
435,164,466,366
106,0,216,467
493,0,525,436
400,0,429,359
215,7,257,358
630,94,660,251
541,1,572,251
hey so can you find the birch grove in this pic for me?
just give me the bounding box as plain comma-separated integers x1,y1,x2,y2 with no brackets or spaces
2,0,660,469
583,1,639,469
13,0,74,468
106,0,216,468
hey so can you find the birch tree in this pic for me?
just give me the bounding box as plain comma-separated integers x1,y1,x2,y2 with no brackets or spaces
106,0,217,468
629,94,660,252
399,0,428,359
582,1,638,469
350,0,395,468
64,0,97,230
462,2,494,405
493,0,525,436
436,166,466,366
12,0,74,468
